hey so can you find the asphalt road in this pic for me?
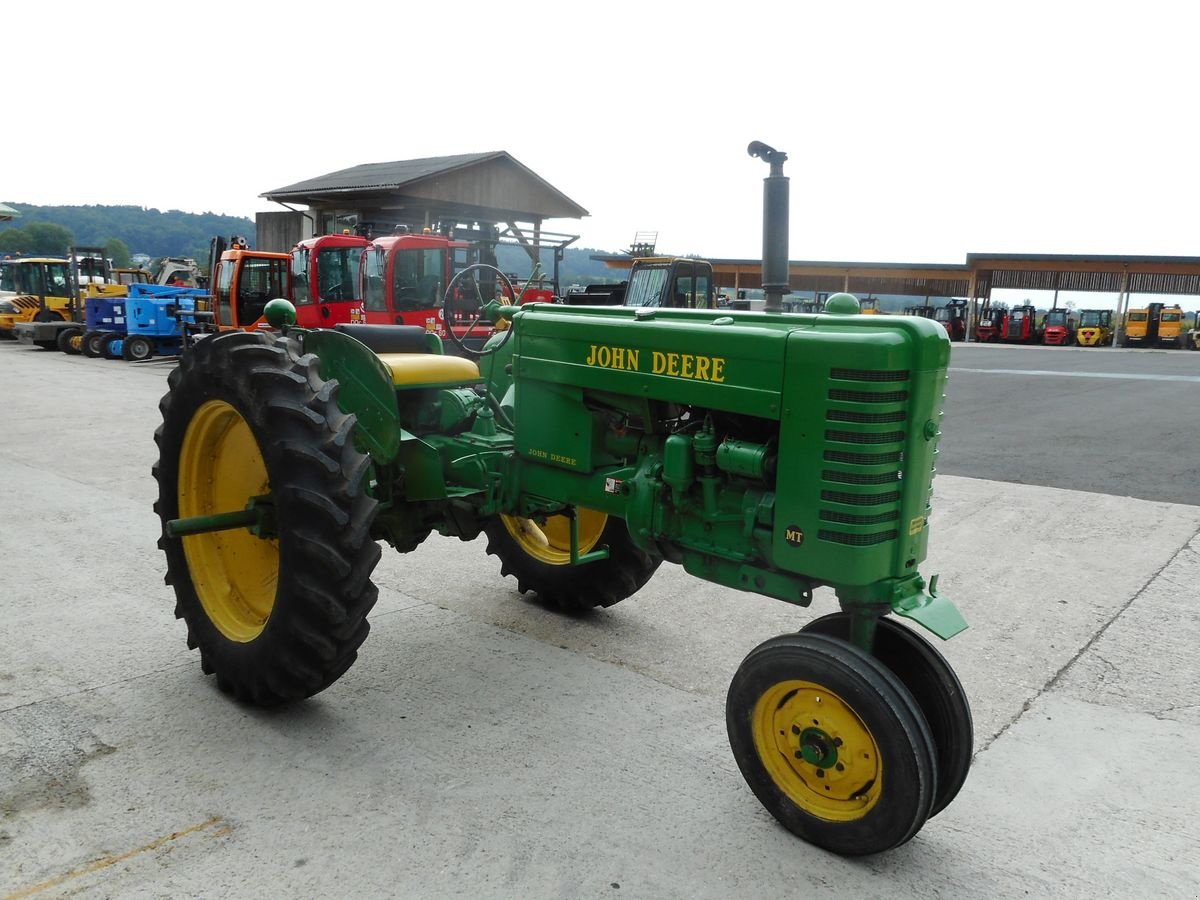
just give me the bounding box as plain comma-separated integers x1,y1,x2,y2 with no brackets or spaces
939,342,1200,506
2,339,1199,898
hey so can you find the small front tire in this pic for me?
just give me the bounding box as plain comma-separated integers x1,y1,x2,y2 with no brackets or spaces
801,613,972,817
726,632,937,856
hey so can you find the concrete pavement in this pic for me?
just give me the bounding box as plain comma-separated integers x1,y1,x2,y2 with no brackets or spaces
2,342,1198,898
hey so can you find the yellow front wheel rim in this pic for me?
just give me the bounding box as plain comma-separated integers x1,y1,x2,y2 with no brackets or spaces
178,400,278,642
752,680,883,822
500,508,607,565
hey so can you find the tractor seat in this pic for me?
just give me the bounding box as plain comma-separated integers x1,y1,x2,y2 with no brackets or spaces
334,323,438,354
331,323,480,387
377,352,480,388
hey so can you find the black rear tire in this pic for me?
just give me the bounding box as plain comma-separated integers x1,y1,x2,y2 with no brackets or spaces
801,613,972,817
154,330,381,705
483,512,660,611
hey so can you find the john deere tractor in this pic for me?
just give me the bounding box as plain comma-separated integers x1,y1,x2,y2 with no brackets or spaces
155,150,971,857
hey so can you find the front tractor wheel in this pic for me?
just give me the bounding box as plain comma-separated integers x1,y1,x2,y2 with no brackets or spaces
483,509,660,611
154,331,381,705
801,614,972,817
726,632,937,856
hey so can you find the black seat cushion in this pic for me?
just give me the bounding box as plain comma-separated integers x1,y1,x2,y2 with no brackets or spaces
333,323,431,354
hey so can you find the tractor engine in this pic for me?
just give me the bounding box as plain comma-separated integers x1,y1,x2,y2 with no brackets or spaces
482,300,952,616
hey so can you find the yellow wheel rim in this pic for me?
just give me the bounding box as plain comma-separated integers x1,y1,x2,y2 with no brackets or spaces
500,508,607,565
178,400,278,642
751,680,883,821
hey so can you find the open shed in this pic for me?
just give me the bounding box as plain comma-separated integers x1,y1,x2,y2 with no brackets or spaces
259,152,587,279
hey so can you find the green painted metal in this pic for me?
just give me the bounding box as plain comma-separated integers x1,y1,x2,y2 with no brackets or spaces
302,329,403,464
264,298,297,327
166,495,275,539
352,299,963,638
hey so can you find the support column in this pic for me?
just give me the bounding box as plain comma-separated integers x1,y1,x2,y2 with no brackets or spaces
1112,268,1129,348
965,271,978,341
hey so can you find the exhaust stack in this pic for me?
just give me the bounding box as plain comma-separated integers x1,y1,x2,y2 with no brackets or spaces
748,141,790,312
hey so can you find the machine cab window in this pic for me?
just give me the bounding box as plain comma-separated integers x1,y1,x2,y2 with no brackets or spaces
291,248,311,305
316,246,359,303
391,248,446,312
236,257,288,323
363,248,387,312
214,261,236,326
624,259,715,309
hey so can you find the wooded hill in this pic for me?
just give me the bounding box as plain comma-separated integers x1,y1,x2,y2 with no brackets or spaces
0,202,628,285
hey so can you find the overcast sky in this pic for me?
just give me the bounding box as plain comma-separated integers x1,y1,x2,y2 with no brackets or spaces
6,2,1197,281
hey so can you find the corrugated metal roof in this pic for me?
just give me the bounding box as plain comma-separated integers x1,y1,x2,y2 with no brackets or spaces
263,152,504,198
261,151,588,220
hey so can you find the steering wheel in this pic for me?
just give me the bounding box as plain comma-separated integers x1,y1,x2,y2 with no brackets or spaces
442,263,516,357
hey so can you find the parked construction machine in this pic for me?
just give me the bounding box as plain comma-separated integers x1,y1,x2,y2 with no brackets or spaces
290,232,371,326
1041,308,1077,346
563,257,716,311
973,305,1006,342
1183,310,1200,351
208,236,290,330
1122,302,1184,348
153,146,970,858
1075,309,1113,347
933,299,968,341
1001,304,1039,344
3,248,115,349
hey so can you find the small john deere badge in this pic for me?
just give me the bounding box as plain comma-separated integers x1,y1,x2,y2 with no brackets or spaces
784,525,804,547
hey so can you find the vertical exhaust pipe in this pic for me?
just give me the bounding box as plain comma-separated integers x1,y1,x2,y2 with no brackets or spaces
748,141,790,312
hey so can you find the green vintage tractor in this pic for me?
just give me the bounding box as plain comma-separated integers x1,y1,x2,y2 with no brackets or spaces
154,275,971,857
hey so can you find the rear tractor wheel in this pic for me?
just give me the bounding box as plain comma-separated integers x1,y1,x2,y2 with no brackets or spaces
483,509,660,611
154,330,382,705
726,632,937,856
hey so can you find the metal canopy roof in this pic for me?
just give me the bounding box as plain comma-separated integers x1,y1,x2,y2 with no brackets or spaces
596,251,1200,299
262,151,588,222
967,253,1200,297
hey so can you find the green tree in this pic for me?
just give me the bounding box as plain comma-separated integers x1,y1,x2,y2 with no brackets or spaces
24,221,75,256
104,237,132,268
0,227,28,253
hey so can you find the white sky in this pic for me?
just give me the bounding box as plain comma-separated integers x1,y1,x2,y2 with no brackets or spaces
6,1,1198,297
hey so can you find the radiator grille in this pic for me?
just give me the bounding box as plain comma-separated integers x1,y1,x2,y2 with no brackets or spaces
822,470,901,485
829,389,909,404
819,509,901,526
828,409,907,424
824,450,903,465
830,368,911,382
818,529,900,546
819,365,911,549
821,489,902,506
